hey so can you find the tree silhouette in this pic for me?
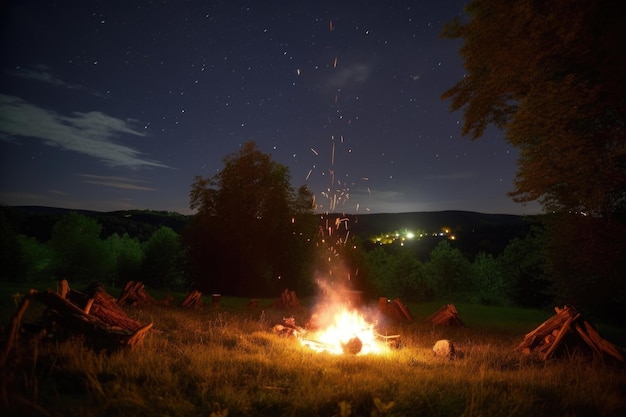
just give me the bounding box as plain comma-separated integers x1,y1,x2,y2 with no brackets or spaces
141,226,185,290
105,233,143,288
48,212,113,283
442,0,626,217
187,142,316,296
442,1,626,319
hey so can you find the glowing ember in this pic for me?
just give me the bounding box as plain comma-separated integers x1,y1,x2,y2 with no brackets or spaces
301,308,388,355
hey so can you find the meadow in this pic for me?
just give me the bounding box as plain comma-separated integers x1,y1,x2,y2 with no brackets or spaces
1,281,625,417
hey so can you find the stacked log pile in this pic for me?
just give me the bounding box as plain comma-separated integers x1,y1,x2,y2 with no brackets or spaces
180,290,205,309
516,305,624,361
378,297,413,322
71,283,146,331
1,281,152,364
117,281,159,307
426,304,464,326
272,289,299,309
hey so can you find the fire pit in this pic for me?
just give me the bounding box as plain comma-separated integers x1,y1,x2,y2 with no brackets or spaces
299,307,391,355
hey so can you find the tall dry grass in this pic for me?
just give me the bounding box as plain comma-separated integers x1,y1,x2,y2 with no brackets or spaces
1,293,625,417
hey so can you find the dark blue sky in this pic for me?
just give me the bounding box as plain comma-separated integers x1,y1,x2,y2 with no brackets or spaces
0,0,541,215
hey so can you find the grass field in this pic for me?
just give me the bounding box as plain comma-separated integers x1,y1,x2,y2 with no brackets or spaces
1,281,625,417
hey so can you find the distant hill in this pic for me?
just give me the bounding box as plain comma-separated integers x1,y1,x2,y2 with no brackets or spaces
5,206,191,242
4,206,539,256
324,211,539,258
334,210,533,236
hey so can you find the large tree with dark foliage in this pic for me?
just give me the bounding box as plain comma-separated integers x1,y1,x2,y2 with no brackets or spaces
442,0,626,321
185,142,316,296
442,0,625,217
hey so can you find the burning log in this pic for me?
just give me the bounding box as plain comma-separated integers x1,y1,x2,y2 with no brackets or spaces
117,281,158,307
375,333,402,349
180,290,205,309
305,313,322,331
341,337,363,354
516,305,624,361
426,304,464,327
298,308,394,355
272,289,300,309
378,297,413,322
272,317,306,338
300,338,335,351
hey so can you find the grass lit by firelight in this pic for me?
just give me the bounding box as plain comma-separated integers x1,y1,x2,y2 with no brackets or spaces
1,288,625,417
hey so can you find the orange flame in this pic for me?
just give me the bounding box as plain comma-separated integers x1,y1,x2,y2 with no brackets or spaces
301,308,387,355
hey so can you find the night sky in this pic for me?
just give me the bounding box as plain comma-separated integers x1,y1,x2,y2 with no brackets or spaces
0,1,541,215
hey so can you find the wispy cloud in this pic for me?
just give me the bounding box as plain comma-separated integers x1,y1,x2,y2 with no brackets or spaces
0,94,170,169
6,66,109,99
7,66,73,88
326,63,372,90
48,189,68,195
77,174,157,191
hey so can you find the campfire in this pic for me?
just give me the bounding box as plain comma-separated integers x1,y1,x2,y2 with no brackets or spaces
272,282,401,355
300,307,388,355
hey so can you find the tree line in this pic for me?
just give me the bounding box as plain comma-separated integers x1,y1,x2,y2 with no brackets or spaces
0,209,187,291
0,199,549,308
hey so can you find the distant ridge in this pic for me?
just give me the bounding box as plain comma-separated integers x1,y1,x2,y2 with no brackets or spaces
10,206,532,228
6,206,538,255
327,210,534,236
10,205,104,216
5,206,191,241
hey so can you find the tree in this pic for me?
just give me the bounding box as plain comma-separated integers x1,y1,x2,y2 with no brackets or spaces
543,214,626,322
498,225,552,308
365,247,431,302
16,235,54,282
364,247,398,298
48,212,113,283
0,207,24,281
105,233,143,287
284,185,318,295
442,0,626,217
425,240,472,301
141,226,185,290
469,252,509,305
187,141,315,296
